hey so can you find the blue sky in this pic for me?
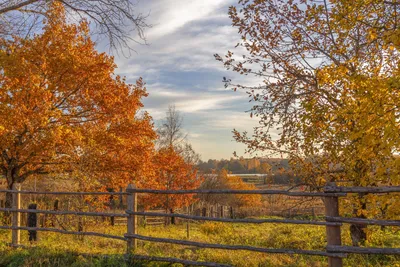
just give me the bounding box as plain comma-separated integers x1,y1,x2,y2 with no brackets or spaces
112,0,263,161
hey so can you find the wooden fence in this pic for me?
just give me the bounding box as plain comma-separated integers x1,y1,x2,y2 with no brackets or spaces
0,182,400,267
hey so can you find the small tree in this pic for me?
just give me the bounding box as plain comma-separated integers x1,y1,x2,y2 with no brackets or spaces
199,169,262,208
258,162,272,184
141,146,202,222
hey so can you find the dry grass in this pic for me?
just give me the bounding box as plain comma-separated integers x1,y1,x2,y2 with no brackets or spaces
0,217,399,266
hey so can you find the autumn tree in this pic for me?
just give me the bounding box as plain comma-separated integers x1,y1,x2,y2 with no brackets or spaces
0,3,156,207
0,0,149,52
199,169,262,208
216,0,400,245
141,146,201,222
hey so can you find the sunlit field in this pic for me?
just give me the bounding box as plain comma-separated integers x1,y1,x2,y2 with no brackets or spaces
1,0,400,266
1,218,399,266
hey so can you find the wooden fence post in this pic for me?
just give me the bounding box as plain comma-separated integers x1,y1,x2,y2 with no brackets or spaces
170,209,176,225
324,182,343,267
11,183,21,247
126,183,137,253
119,187,124,209
28,203,38,242
78,217,83,242
186,220,190,239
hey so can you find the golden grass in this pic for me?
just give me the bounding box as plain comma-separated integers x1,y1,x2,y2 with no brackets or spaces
1,217,399,266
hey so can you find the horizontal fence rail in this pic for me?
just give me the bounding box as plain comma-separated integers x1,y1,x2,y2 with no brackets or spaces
327,245,400,255
0,208,128,218
0,226,127,241
129,255,233,267
124,233,347,258
125,188,346,197
1,182,399,267
326,216,400,226
128,211,341,226
324,186,400,193
0,190,128,195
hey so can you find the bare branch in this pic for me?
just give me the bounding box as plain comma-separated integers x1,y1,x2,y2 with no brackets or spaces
0,0,150,53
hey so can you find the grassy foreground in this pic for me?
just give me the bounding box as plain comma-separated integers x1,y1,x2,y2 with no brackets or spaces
0,218,399,266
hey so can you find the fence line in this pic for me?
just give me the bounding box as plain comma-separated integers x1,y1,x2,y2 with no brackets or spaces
327,245,400,255
129,255,232,267
324,186,400,193
124,233,347,258
1,183,400,267
0,225,127,241
325,216,400,226
127,211,341,226
0,190,128,195
125,188,346,197
0,208,128,218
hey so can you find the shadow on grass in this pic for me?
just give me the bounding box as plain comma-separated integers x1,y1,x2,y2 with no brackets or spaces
0,247,174,267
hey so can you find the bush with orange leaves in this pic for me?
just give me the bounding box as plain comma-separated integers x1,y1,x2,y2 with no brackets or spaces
140,146,202,212
199,169,262,208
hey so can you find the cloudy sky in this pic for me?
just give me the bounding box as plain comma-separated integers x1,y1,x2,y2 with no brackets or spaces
112,0,262,161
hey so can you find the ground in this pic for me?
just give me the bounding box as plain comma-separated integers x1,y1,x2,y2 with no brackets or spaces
0,216,399,266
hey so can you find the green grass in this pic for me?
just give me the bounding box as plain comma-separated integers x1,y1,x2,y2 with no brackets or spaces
0,219,399,266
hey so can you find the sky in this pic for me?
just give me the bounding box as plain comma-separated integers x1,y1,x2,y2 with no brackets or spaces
111,0,264,161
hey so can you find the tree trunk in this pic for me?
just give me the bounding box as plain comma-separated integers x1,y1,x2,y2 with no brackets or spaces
28,203,38,242
379,202,389,231
350,194,367,246
3,181,14,225
170,208,175,225
5,181,13,209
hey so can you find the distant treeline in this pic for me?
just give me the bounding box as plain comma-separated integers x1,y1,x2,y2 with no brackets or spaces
197,158,300,185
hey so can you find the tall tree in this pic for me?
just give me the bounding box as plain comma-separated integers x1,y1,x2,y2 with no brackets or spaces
157,105,201,165
216,0,400,244
0,3,156,207
157,105,186,149
151,106,201,221
0,0,149,52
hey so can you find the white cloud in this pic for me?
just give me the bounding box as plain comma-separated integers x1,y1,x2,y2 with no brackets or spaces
188,132,203,139
144,83,246,113
175,94,242,113
111,0,274,160
143,0,229,39
113,1,240,77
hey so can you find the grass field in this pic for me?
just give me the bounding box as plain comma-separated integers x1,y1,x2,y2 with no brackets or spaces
1,217,399,266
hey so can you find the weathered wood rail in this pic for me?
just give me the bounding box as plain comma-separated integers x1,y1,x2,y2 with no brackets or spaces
0,183,399,267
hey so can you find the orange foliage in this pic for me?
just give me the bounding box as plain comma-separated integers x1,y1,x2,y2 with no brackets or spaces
140,146,201,211
0,3,156,194
227,179,261,207
200,170,262,207
220,170,262,207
